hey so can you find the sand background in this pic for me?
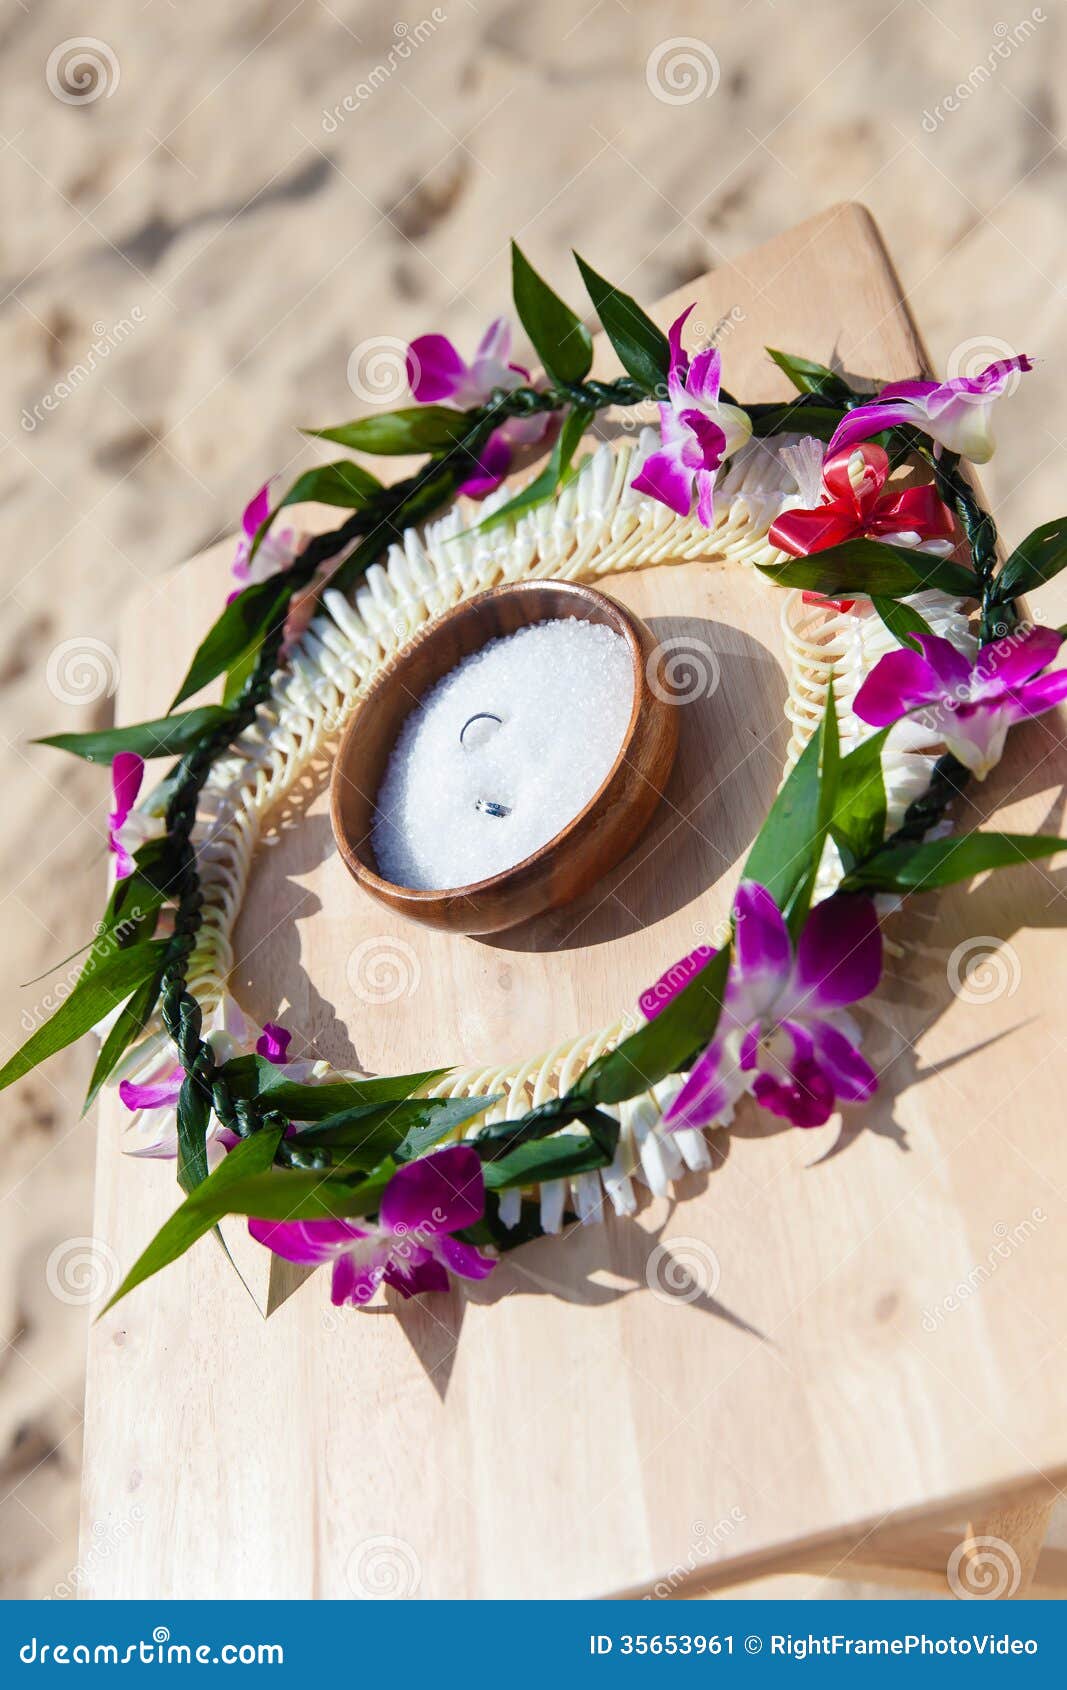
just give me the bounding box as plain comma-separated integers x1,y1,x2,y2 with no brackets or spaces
1,0,1064,1597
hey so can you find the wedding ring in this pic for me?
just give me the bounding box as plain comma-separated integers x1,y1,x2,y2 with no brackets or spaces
459,712,503,749
474,797,511,818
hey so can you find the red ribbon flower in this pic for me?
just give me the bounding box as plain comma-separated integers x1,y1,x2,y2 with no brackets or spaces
769,443,956,613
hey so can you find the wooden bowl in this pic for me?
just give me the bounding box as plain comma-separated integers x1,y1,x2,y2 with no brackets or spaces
330,580,680,935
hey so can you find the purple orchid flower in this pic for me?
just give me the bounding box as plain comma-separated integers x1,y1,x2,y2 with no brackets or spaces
641,881,882,1131
119,1007,296,1161
854,623,1067,780
827,356,1032,465
249,1144,496,1304
407,316,523,409
405,316,554,498
631,304,751,527
107,753,146,879
256,1023,291,1063
231,480,300,591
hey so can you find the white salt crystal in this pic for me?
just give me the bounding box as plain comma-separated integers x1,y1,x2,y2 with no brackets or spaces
371,617,635,890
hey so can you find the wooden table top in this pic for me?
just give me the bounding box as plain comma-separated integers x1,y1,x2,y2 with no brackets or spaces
80,205,1067,1598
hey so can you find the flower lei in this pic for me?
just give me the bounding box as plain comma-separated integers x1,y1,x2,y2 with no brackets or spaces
7,244,1067,1313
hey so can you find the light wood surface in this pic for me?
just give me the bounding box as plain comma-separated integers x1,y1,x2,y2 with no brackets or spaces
80,206,1067,1598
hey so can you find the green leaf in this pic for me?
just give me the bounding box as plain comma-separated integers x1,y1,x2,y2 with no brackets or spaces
759,538,976,601
102,1126,285,1312
743,688,839,922
789,683,839,934
37,706,234,764
221,641,260,707
871,595,936,651
275,460,383,512
511,242,592,384
177,1075,212,1193
82,966,165,1112
748,402,851,442
219,1161,395,1222
474,405,592,535
474,1097,619,1163
115,834,180,898
0,940,166,1095
171,577,290,710
482,1132,610,1191
573,253,669,394
216,1055,446,1120
841,832,1066,894
393,1094,500,1161
293,1093,496,1167
97,865,171,953
765,348,852,400
830,727,891,867
306,407,476,455
790,712,836,929
994,518,1067,603
576,943,732,1106
63,850,176,1024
